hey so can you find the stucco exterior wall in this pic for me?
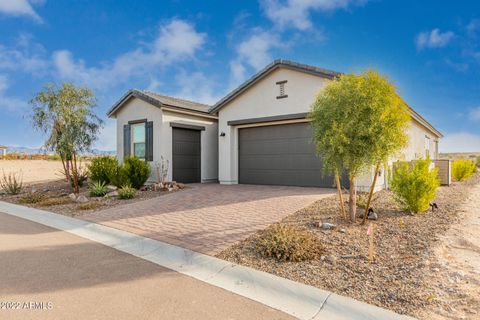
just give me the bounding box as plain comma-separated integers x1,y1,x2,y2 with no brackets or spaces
114,97,218,183
218,67,329,184
400,119,439,161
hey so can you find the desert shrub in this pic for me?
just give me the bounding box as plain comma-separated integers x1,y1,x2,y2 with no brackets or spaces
0,171,23,195
89,181,108,197
19,192,47,204
118,184,137,199
256,223,323,262
37,197,72,207
108,164,129,188
88,156,118,184
390,159,440,213
477,156,480,167
452,159,477,181
120,156,151,189
77,201,104,211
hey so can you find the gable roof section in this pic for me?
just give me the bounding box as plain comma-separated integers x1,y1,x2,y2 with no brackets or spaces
208,59,340,114
107,89,210,117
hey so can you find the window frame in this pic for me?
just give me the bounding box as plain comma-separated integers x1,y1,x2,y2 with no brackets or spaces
128,119,147,160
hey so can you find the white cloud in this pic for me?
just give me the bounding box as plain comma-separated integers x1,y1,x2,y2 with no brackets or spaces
467,19,480,36
415,28,454,50
171,70,221,105
0,34,48,75
229,30,281,87
53,19,207,90
0,75,26,111
260,0,366,30
0,0,43,22
469,107,480,121
440,132,480,153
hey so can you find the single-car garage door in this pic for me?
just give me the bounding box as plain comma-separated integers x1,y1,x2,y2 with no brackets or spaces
239,123,336,187
172,128,201,183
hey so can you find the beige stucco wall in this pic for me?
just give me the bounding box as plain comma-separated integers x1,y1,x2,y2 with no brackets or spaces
114,97,218,183
218,67,329,184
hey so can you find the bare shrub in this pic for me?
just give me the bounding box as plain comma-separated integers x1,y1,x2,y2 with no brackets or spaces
256,223,323,262
0,170,23,195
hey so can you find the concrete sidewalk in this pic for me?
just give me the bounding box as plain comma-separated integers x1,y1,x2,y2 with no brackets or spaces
0,212,293,320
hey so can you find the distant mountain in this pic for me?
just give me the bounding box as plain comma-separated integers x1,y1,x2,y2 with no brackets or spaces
5,146,115,156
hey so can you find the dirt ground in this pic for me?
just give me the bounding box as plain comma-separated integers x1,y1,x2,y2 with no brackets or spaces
218,173,480,319
419,182,480,320
0,160,65,184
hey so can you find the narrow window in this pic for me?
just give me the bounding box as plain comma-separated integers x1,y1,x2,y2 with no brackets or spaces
276,80,288,99
425,135,430,158
132,123,146,159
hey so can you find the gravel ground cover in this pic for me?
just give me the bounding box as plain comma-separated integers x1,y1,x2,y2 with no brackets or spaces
0,179,180,216
217,173,480,318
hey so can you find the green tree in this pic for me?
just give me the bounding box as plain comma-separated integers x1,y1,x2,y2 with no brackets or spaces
310,70,410,222
30,83,103,193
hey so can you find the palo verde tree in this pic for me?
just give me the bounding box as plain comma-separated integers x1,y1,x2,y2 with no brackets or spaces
30,83,103,193
310,70,410,223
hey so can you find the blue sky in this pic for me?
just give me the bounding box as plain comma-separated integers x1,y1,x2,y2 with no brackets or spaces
0,0,479,152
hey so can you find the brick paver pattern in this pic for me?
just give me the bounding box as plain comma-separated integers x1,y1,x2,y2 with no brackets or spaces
82,184,335,255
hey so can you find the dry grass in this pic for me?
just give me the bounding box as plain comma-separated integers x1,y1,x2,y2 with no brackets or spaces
18,192,47,204
37,196,73,207
76,201,104,211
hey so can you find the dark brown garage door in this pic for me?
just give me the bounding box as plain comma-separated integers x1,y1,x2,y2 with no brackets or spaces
239,123,337,187
172,128,201,183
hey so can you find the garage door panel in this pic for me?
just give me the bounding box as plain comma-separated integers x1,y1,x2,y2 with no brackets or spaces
239,154,324,171
239,123,335,187
240,138,313,155
173,128,200,183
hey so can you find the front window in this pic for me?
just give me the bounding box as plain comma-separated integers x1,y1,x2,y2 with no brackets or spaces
425,135,430,158
132,124,146,159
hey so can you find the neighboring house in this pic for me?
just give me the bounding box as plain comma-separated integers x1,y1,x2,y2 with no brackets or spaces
0,145,7,157
107,59,443,191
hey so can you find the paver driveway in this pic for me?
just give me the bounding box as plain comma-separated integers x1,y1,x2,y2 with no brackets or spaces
82,184,335,255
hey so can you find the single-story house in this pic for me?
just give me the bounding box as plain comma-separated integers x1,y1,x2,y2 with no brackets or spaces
107,59,443,191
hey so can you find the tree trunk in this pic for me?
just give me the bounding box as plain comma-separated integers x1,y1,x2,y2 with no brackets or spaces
335,173,347,220
72,153,79,194
349,176,356,223
65,158,72,191
362,162,381,224
60,154,68,182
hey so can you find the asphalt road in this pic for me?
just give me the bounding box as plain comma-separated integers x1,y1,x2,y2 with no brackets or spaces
0,212,293,320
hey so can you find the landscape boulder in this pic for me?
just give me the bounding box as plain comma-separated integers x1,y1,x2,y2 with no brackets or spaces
75,195,89,203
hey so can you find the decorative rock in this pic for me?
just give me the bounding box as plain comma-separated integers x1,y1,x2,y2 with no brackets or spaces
107,185,117,191
75,195,89,203
68,193,77,201
319,222,336,230
104,191,119,198
339,228,346,233
357,208,378,220
177,183,186,189
326,255,337,265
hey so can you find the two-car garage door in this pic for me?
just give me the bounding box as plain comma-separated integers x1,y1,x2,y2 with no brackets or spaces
239,122,337,188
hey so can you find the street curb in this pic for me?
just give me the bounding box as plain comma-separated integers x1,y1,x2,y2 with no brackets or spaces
0,201,415,320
